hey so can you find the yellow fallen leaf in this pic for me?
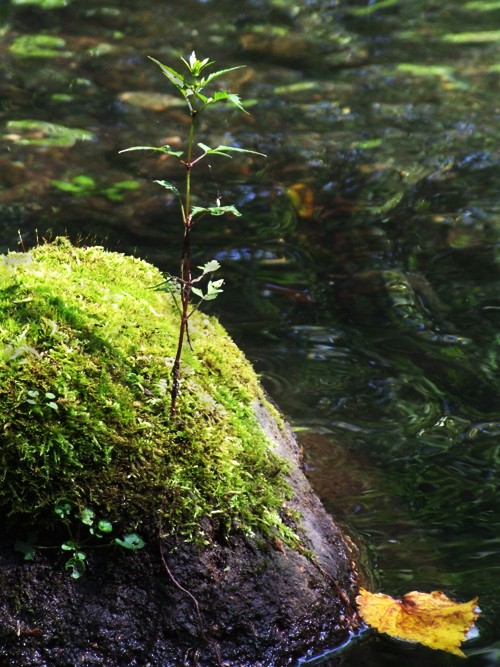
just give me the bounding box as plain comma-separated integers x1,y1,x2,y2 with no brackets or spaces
287,183,315,218
356,588,479,658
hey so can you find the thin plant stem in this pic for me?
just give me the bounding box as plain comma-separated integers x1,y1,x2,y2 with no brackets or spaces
170,112,196,415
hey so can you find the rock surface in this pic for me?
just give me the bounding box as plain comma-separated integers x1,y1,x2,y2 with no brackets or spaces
0,400,358,667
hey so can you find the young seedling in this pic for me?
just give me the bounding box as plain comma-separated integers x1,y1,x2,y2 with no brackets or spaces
120,52,265,415
15,501,145,579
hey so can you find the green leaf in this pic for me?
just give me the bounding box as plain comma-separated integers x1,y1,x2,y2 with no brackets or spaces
61,540,80,551
182,51,214,76
196,142,231,158
51,179,89,194
65,553,86,579
192,91,209,105
72,175,95,188
441,30,500,43
115,533,145,550
191,279,224,301
9,34,72,58
204,279,224,300
97,519,113,533
6,120,93,147
54,500,72,519
191,205,242,218
212,144,267,158
197,143,266,159
148,57,187,93
119,145,183,158
113,180,140,191
79,507,95,526
198,259,220,275
200,66,245,87
205,90,248,113
14,535,37,561
154,180,181,196
12,0,69,8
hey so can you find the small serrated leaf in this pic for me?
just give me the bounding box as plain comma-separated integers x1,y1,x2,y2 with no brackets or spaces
119,145,183,158
211,145,267,158
204,279,224,300
154,180,180,195
198,259,220,275
148,57,186,91
192,205,242,218
200,66,245,87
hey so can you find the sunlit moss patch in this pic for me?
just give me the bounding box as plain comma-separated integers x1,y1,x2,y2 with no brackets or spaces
0,240,290,541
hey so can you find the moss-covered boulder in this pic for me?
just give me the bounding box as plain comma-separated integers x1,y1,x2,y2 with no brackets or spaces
0,240,359,666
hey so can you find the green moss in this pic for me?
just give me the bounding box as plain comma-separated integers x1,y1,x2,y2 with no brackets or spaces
0,240,291,541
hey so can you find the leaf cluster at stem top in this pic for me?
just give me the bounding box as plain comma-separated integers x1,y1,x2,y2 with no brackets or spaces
149,51,248,115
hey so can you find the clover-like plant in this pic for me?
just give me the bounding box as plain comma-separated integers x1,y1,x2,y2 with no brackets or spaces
15,500,145,579
120,52,265,414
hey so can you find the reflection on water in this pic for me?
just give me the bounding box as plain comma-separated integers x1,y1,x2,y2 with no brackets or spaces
2,0,500,664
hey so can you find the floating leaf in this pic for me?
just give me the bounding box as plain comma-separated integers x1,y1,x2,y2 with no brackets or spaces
12,0,70,8
118,91,185,111
349,0,401,16
441,30,500,43
356,588,480,658
5,120,93,147
9,34,72,58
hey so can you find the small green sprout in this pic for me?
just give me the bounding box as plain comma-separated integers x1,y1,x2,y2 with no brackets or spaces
16,501,145,578
120,52,266,414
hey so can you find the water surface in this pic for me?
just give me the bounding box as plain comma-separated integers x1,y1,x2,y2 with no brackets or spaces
1,1,500,664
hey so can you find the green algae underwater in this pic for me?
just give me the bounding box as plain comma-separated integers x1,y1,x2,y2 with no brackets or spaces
0,239,292,545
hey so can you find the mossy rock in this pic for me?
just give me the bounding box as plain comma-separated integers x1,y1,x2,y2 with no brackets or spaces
0,239,291,540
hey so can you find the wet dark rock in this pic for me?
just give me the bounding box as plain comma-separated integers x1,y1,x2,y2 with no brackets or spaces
0,403,358,667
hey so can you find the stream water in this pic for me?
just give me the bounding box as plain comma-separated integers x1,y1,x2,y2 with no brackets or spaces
2,0,500,665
